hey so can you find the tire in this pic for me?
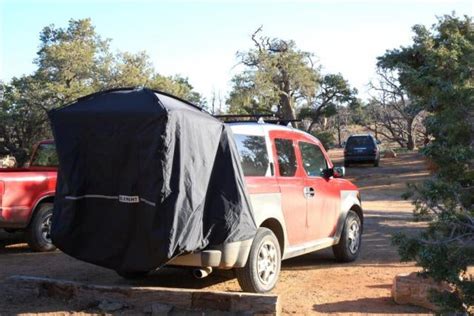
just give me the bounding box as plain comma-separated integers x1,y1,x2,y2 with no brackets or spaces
333,210,362,262
344,161,350,168
116,270,150,279
374,160,379,167
26,203,56,252
235,228,281,293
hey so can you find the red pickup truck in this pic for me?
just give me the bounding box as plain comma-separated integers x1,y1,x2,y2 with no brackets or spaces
0,140,57,252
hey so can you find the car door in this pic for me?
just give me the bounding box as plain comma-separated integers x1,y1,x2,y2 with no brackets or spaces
269,130,307,245
297,139,340,240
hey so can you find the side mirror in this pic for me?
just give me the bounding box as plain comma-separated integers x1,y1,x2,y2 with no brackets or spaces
376,140,381,145
322,168,334,179
341,141,346,147
333,166,345,178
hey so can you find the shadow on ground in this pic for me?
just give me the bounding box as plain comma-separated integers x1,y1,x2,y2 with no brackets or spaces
313,296,427,314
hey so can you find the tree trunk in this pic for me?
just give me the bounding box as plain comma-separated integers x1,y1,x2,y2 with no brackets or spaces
280,93,296,122
337,116,342,147
407,118,416,150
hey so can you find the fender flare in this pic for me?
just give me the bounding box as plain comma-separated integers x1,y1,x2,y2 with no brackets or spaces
27,194,55,226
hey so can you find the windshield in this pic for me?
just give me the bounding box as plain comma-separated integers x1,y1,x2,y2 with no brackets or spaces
346,136,374,148
30,143,58,167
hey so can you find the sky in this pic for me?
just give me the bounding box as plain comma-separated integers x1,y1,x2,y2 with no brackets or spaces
0,0,472,104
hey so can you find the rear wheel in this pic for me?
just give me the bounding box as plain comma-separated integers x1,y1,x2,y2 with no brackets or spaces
374,159,379,167
333,210,362,262
26,203,56,252
235,228,281,293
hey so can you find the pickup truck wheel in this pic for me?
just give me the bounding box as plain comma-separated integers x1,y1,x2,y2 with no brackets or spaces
235,228,281,293
333,210,362,262
26,203,56,252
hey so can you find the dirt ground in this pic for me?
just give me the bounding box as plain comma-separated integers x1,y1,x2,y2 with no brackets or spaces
0,150,432,315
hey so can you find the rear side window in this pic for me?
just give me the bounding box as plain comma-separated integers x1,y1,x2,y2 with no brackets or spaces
299,142,327,177
30,143,58,167
346,136,374,148
274,138,297,177
234,134,269,176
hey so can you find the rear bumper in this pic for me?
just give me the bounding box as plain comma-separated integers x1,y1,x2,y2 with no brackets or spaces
0,207,30,228
345,155,377,162
168,238,253,269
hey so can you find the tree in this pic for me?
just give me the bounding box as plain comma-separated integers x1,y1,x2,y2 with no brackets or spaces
227,27,318,120
35,18,111,108
362,69,426,150
0,18,204,164
0,78,51,164
299,73,358,133
381,14,473,312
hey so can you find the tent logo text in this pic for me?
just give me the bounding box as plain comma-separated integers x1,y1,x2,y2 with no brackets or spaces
119,195,140,203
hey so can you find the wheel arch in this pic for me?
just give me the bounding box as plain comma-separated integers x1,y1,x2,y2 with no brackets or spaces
350,204,364,226
259,217,285,255
27,195,55,226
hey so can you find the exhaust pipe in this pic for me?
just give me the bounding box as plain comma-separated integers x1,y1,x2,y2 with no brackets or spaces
193,267,213,279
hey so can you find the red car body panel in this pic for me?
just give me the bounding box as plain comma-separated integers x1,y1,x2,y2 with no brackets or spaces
0,141,57,228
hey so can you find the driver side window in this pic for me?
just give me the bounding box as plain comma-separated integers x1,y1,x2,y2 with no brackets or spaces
299,142,327,177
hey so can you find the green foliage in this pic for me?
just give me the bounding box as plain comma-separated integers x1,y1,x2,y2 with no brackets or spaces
227,27,318,119
1,18,204,164
227,28,358,137
299,73,358,132
383,14,474,312
310,130,335,150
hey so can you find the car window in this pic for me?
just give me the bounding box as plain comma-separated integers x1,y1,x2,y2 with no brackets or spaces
274,138,297,177
346,136,374,148
299,142,327,177
234,134,269,176
30,143,58,167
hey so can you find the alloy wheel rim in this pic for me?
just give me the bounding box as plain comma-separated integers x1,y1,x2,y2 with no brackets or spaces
347,220,360,254
257,240,278,285
41,213,53,243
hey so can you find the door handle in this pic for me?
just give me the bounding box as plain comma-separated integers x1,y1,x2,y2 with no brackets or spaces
303,186,315,198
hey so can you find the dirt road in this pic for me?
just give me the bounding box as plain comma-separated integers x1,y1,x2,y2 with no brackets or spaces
0,150,431,314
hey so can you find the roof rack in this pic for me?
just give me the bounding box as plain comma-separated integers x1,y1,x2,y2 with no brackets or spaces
214,113,277,120
214,113,301,126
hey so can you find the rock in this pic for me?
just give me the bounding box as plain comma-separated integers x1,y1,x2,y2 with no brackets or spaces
151,303,173,315
392,272,452,311
383,149,397,158
98,300,127,312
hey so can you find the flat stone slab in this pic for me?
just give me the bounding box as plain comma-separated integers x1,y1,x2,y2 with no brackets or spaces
392,272,451,311
7,275,280,315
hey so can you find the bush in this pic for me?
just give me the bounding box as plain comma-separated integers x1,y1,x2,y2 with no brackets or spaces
380,14,474,313
311,130,335,150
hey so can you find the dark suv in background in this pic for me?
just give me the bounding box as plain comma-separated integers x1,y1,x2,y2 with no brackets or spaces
344,134,380,167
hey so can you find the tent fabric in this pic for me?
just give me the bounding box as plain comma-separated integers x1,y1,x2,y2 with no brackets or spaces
48,88,256,273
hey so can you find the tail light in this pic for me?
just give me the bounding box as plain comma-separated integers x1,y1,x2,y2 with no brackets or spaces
0,181,4,207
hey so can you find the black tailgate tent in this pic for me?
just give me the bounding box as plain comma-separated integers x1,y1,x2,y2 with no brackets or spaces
49,88,256,273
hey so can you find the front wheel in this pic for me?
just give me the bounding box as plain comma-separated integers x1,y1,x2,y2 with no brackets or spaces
235,228,281,293
26,203,56,252
333,210,362,262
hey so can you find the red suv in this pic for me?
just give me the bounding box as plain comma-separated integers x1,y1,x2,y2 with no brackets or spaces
168,122,363,293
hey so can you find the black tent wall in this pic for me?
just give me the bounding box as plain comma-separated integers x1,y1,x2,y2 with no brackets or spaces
49,88,256,272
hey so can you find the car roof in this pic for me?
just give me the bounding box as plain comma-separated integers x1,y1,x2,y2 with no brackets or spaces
38,139,55,145
348,134,375,138
227,122,322,144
